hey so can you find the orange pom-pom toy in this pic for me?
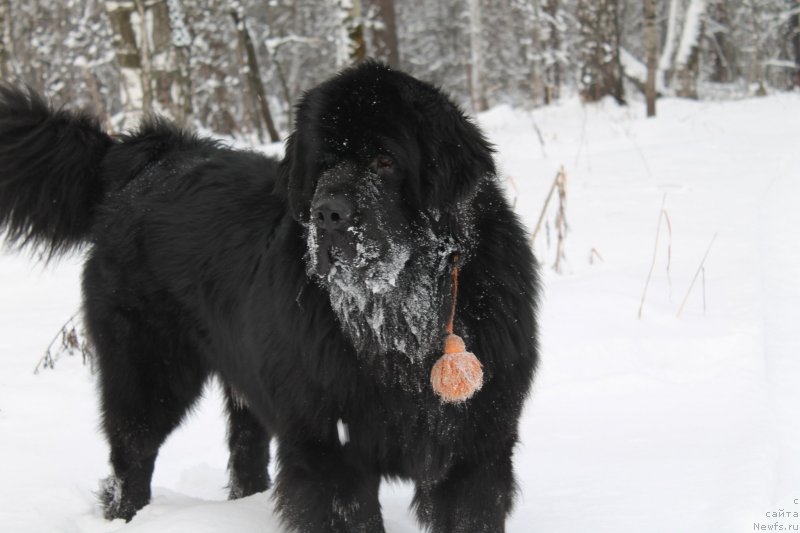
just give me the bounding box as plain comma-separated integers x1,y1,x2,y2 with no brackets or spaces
430,254,484,403
431,333,483,403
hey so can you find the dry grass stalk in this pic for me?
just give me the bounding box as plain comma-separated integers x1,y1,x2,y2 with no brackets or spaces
529,167,569,273
702,266,706,315
530,166,565,244
34,312,94,374
589,247,604,264
677,233,717,318
662,209,673,300
505,174,519,209
638,194,672,319
552,170,568,273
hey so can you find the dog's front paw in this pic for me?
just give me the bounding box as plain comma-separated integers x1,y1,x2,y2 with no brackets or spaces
98,475,145,522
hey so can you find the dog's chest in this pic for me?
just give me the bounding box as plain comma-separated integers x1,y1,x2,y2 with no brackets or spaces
337,377,467,482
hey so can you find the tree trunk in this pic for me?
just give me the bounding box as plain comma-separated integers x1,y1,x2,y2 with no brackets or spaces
527,0,544,105
84,67,112,131
577,0,625,104
708,1,735,83
230,8,280,143
792,6,800,89
367,0,399,68
0,0,18,79
658,0,681,89
132,0,154,114
165,0,194,127
234,29,264,143
643,0,657,117
0,0,8,79
468,0,488,112
105,0,150,122
674,0,706,99
543,0,562,104
335,0,366,67
746,0,767,96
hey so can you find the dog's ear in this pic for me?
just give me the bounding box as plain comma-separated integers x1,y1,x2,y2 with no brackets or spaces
419,97,496,212
278,130,314,223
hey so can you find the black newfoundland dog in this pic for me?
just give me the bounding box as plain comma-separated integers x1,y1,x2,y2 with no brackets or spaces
0,62,539,532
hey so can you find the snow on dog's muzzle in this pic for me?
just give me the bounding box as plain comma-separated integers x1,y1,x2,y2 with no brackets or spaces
309,226,358,277
309,187,358,276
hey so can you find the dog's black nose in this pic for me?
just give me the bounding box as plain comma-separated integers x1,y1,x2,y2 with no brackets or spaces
312,195,353,231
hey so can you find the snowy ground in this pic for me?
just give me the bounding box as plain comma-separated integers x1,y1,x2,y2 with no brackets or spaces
1,92,799,532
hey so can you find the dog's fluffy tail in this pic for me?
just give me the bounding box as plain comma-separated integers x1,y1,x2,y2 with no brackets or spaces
0,85,113,257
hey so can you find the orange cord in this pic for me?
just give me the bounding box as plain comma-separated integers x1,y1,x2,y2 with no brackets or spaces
446,253,459,335
434,252,484,403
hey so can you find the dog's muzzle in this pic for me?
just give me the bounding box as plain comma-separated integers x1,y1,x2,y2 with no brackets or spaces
311,193,357,276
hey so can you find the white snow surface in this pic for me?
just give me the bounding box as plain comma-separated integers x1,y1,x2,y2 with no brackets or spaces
2,93,800,531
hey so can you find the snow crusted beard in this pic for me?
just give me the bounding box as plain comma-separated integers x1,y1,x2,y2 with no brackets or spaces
305,175,455,361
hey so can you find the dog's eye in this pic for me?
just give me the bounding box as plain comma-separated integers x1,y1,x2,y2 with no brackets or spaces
370,156,394,172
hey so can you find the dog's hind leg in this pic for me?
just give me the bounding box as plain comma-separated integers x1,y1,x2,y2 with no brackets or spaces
223,384,271,499
84,278,208,521
93,315,208,521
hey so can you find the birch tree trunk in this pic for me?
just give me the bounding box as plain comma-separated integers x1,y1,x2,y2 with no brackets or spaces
132,0,154,114
105,0,150,122
112,0,190,122
643,0,657,117
658,0,681,89
674,0,706,99
335,0,366,68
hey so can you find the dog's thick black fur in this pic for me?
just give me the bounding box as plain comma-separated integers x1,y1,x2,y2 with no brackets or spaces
0,62,539,532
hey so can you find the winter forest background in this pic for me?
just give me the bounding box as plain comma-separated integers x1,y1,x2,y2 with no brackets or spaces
1,0,798,140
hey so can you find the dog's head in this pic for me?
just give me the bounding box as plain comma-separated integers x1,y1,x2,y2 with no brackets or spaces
279,62,496,357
